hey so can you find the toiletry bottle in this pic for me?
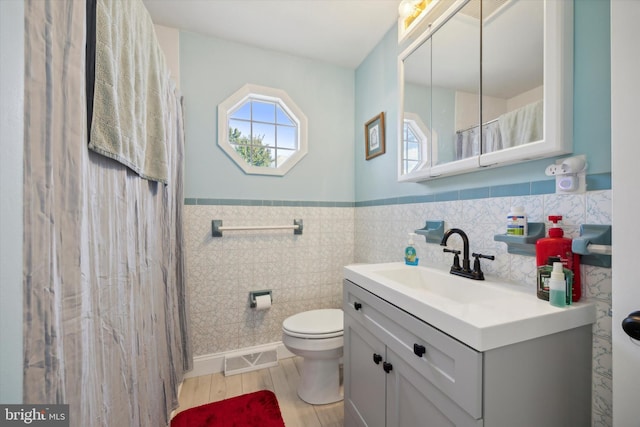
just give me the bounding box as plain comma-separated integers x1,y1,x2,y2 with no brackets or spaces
507,206,528,236
536,257,555,301
405,233,418,266
537,256,573,303
549,262,567,307
535,215,581,302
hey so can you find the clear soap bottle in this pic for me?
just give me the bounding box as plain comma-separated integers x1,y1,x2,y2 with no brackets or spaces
549,262,567,307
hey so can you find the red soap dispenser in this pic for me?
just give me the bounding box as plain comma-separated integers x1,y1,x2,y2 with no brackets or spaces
536,215,581,302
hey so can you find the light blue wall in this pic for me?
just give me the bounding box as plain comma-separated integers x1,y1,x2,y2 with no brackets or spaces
180,0,610,204
0,0,24,404
355,0,611,202
180,32,355,202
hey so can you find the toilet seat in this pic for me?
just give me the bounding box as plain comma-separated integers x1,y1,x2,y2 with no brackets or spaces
282,309,343,339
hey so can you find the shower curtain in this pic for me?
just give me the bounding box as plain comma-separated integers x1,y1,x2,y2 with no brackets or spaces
23,1,191,425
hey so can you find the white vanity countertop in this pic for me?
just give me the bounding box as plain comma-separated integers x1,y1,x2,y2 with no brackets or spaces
344,262,596,352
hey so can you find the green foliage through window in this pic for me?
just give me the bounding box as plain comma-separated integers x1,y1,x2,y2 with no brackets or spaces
229,128,273,167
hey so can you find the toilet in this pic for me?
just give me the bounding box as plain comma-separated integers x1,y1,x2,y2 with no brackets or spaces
282,308,344,405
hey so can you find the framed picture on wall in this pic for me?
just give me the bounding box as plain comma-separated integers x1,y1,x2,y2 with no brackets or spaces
365,112,385,160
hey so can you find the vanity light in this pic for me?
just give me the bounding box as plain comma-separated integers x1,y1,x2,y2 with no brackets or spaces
399,0,423,20
398,0,438,38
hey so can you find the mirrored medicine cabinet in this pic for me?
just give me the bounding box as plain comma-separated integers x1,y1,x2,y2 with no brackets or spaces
398,0,573,182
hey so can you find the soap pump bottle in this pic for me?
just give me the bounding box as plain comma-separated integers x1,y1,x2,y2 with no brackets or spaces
549,262,567,307
405,233,419,266
535,215,581,302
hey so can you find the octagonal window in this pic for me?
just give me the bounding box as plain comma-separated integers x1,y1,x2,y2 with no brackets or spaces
218,84,308,176
401,112,437,174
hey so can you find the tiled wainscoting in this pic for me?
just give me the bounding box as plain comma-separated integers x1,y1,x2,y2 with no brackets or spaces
183,203,353,356
184,185,612,426
354,189,612,427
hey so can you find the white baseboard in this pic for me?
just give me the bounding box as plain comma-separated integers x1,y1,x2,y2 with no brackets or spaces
184,341,296,379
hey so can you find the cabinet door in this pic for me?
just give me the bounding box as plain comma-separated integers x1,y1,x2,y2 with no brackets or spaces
345,280,482,418
344,312,386,427
386,347,483,427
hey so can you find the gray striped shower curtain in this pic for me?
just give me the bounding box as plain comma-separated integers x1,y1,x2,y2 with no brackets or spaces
23,1,191,425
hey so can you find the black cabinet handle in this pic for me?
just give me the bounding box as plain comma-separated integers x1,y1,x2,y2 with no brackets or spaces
413,343,426,357
354,302,362,311
373,353,382,365
383,362,393,373
622,311,640,340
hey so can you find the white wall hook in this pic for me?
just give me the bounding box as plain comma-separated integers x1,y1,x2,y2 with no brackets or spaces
545,155,587,193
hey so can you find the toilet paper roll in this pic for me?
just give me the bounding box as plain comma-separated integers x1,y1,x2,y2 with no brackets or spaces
254,294,271,311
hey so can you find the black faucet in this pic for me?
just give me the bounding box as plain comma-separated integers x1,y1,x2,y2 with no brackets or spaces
440,228,494,280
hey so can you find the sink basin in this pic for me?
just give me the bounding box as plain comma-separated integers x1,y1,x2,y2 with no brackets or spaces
373,266,494,304
344,262,596,351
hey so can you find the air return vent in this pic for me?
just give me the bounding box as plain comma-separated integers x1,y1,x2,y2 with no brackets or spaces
224,349,278,376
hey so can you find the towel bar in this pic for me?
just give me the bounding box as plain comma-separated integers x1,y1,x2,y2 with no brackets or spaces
212,219,303,237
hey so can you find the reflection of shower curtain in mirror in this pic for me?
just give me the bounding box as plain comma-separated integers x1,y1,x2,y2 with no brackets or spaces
456,126,482,159
456,121,504,159
499,100,543,149
456,100,543,160
482,120,502,154
23,1,191,426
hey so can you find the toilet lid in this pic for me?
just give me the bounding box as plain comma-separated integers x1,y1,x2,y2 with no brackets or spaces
282,309,343,337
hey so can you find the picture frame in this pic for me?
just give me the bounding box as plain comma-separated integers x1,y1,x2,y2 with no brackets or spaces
365,112,385,160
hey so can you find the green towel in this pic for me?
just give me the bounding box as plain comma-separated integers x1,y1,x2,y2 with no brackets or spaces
89,0,170,184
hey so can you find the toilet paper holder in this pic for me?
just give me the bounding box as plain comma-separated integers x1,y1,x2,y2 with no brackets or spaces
249,290,272,308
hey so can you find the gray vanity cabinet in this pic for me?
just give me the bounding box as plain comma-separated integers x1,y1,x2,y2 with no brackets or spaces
343,279,593,427
344,280,482,427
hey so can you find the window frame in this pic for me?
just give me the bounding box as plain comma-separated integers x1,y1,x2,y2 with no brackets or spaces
218,84,308,176
401,112,436,175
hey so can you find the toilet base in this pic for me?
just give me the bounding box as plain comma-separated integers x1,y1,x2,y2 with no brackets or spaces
297,357,343,405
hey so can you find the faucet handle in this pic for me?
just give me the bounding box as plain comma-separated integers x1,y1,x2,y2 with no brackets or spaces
471,253,494,280
443,248,462,271
472,253,495,261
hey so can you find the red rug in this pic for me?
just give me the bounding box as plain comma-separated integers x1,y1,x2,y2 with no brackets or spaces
171,390,286,427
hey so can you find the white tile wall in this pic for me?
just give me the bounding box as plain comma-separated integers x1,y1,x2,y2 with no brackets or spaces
354,190,612,426
184,189,611,425
184,205,353,356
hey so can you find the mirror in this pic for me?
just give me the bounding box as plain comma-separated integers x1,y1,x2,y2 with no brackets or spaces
481,0,543,154
401,37,431,175
398,0,572,182
431,0,480,167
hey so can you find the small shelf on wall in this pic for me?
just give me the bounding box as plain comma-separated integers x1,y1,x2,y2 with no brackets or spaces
493,223,546,256
572,224,612,268
494,223,612,267
415,220,445,244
